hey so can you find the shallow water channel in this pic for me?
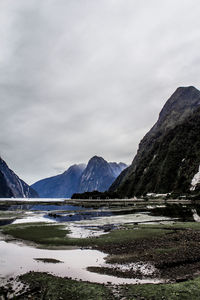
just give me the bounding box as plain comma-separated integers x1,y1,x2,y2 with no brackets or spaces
0,240,161,285
0,199,199,285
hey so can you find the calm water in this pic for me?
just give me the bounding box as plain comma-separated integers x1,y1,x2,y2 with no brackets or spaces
0,240,162,285
0,203,86,212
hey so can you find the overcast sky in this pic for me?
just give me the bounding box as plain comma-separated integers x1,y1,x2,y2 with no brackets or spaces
1,0,200,184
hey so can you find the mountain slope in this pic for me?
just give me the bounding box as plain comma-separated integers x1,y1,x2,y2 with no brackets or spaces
0,157,38,198
0,170,13,197
78,156,127,193
110,86,200,197
31,164,86,198
109,162,127,177
32,157,127,198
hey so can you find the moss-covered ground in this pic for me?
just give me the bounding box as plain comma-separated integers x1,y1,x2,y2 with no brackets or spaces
1,272,114,300
1,222,170,247
2,221,200,298
2,272,200,300
119,277,200,300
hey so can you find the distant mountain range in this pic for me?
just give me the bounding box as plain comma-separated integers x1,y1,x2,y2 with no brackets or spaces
110,86,200,197
32,156,127,198
0,157,38,198
31,164,86,198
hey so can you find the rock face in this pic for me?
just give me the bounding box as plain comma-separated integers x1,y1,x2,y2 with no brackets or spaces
0,157,38,198
32,157,127,198
78,156,127,193
110,86,200,197
31,164,86,198
0,170,13,197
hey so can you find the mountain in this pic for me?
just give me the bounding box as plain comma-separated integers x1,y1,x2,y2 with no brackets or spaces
31,164,86,198
110,86,200,197
0,157,38,198
78,156,127,193
32,157,127,198
109,162,128,177
0,170,13,197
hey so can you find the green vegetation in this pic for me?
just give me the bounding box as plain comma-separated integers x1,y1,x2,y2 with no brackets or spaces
2,223,70,246
120,221,200,232
0,211,22,218
1,222,170,247
120,277,200,300
3,221,200,283
139,222,200,230
11,272,200,299
19,272,114,300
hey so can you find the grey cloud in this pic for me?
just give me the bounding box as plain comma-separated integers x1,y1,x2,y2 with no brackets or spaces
0,0,200,184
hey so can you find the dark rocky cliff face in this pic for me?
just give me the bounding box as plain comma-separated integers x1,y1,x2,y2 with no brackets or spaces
0,170,13,197
110,86,200,197
31,164,86,198
0,157,38,198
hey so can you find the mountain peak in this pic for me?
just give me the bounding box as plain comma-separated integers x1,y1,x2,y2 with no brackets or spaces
78,156,127,193
174,85,199,94
32,156,127,198
167,86,200,106
87,156,106,166
0,156,38,198
89,155,105,161
110,85,200,197
154,86,200,133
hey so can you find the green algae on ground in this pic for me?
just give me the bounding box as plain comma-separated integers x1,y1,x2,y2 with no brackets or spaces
19,272,114,300
1,223,70,246
12,272,200,300
3,221,200,295
0,211,23,218
1,222,170,247
139,222,200,230
120,277,200,300
3,222,200,282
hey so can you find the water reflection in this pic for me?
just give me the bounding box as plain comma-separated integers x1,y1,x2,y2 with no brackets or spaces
0,203,86,212
0,240,162,285
45,210,113,222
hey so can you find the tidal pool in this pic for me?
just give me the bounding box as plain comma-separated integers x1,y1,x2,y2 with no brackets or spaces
0,240,161,285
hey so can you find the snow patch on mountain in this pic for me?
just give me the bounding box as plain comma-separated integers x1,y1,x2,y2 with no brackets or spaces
190,165,200,191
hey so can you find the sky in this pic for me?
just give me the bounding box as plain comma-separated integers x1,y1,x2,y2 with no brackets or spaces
1,0,200,185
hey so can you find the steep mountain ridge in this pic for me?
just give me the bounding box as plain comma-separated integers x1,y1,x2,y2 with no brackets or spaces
110,86,200,196
31,164,86,198
0,170,13,197
32,156,127,198
0,157,38,198
78,156,127,193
